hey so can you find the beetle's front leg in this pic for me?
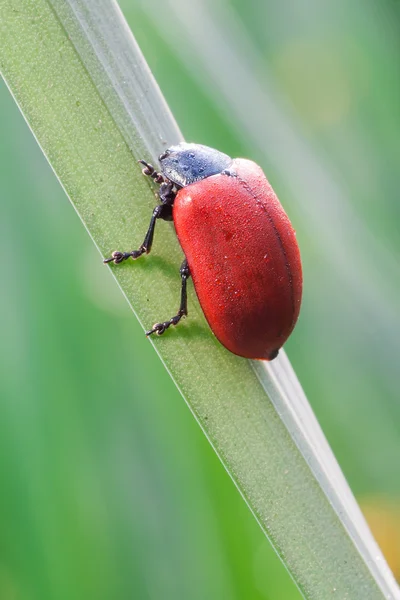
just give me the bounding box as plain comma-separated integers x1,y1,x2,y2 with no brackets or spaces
104,203,173,264
138,159,165,184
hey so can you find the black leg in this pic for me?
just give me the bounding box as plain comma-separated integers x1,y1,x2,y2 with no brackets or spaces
146,259,191,336
138,160,165,184
104,203,173,264
158,181,176,206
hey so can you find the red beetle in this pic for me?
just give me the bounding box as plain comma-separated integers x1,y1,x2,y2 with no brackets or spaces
104,143,302,360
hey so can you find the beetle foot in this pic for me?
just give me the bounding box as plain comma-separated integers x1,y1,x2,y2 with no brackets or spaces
104,251,129,264
104,248,147,264
146,314,184,336
138,160,164,184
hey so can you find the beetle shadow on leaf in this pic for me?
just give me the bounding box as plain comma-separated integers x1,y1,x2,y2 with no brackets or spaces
139,254,183,280
174,319,211,342
111,253,180,279
111,254,212,341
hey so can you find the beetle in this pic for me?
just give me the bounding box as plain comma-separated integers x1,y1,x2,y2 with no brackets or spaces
104,143,302,360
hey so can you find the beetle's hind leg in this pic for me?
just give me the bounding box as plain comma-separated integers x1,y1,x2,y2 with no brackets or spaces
146,259,190,336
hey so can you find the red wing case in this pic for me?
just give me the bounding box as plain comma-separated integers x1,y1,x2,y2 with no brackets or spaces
173,158,302,360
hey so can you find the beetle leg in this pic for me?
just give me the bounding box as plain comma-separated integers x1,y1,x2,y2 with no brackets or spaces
146,259,191,336
158,181,176,206
103,203,173,264
138,159,165,184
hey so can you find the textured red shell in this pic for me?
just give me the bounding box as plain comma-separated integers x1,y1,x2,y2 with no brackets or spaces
173,158,302,360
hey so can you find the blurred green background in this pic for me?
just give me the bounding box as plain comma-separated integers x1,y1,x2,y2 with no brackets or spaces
1,0,400,598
